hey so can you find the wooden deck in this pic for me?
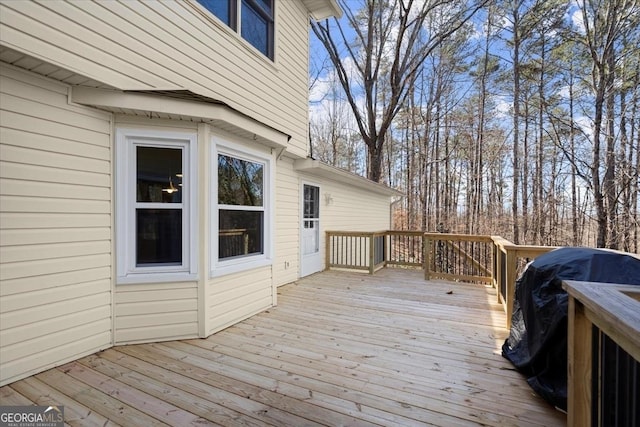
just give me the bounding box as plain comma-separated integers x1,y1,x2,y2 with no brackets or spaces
1,269,566,426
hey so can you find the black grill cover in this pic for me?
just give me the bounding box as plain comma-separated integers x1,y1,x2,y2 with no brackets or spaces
502,247,640,410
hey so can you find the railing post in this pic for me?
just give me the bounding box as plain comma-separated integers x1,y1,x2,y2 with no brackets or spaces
505,248,516,330
384,231,389,267
567,296,592,427
325,231,331,271
495,246,503,305
492,241,498,290
423,235,431,280
369,233,375,275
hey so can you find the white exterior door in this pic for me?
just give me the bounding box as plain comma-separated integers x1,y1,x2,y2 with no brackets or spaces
301,184,322,276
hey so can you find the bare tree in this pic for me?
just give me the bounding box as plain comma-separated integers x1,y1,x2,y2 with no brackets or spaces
311,0,488,183
579,0,639,247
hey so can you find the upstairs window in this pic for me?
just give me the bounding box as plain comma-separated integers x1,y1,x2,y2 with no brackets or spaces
197,0,274,60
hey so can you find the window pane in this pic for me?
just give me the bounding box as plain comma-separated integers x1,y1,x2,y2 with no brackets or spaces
241,0,269,56
137,147,182,203
197,0,234,27
219,210,263,259
304,185,319,219
218,154,263,206
136,209,182,265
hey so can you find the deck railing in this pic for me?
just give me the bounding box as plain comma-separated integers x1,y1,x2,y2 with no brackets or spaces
326,230,556,326
424,233,493,284
325,231,387,274
563,281,640,427
386,230,424,267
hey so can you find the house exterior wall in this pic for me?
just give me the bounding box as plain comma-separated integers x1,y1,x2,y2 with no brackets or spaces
274,157,302,286
205,266,273,336
320,181,392,232
0,64,113,385
298,174,392,278
0,0,310,157
276,162,394,284
0,0,396,386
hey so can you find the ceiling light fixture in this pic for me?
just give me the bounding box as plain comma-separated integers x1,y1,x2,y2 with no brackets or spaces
162,177,179,194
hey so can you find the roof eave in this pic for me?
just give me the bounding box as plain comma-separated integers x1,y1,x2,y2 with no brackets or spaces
294,159,403,197
302,0,343,20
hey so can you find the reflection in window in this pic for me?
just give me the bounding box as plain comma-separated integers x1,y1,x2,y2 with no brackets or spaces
304,184,319,219
302,184,320,255
241,0,269,56
219,210,263,259
217,153,266,260
218,155,263,206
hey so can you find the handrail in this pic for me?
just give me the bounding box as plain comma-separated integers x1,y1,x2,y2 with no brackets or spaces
563,281,640,426
424,232,494,242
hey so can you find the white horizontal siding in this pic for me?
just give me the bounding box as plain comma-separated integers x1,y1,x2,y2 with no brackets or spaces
114,282,199,345
112,116,199,345
274,158,301,286
0,64,112,386
321,182,391,231
207,266,273,335
0,0,312,157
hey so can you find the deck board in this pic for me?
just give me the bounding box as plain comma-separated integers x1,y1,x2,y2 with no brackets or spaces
0,269,566,426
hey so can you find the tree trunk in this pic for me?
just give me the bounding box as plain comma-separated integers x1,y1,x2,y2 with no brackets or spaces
569,64,579,246
512,7,521,244
604,46,618,249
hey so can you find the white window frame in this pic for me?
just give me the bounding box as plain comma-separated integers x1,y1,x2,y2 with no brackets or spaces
116,128,198,284
301,181,321,256
211,137,273,277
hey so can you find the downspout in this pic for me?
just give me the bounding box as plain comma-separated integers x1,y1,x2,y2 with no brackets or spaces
309,122,314,159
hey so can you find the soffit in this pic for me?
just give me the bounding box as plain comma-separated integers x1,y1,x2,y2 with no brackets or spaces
301,0,342,20
0,46,116,89
71,87,290,149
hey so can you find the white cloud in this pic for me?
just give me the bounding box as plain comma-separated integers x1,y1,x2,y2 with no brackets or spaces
309,76,332,104
574,115,593,139
571,9,586,35
566,0,588,35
